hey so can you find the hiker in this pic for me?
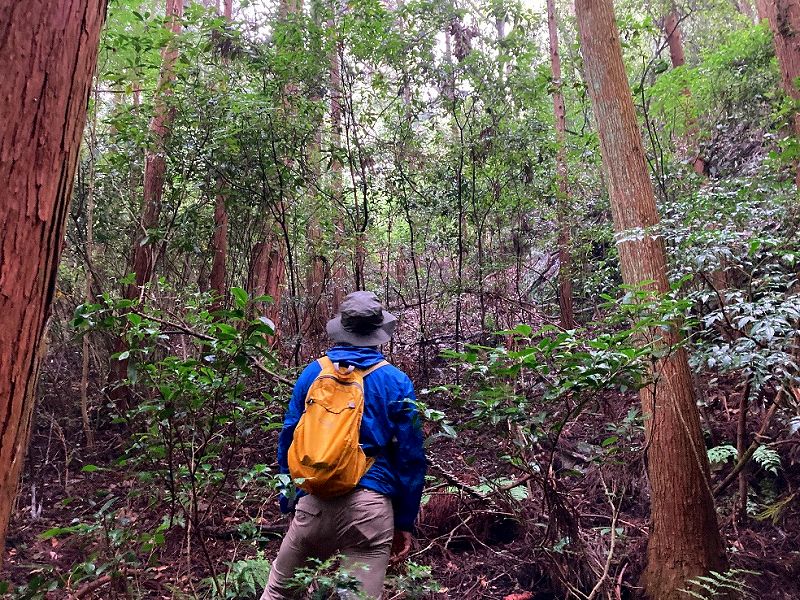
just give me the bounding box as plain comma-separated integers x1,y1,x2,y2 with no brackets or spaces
261,291,427,600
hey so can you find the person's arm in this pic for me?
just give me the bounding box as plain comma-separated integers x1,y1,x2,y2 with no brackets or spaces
276,361,321,512
389,375,427,532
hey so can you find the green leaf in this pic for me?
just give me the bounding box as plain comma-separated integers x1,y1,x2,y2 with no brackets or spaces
81,464,105,473
39,526,81,540
231,287,249,308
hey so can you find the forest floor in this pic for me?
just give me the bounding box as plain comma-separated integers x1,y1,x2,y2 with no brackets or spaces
4,323,800,599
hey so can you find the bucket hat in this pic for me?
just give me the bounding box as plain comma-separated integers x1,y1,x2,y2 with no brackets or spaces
326,291,397,346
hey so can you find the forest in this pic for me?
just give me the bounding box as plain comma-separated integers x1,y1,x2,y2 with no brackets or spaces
1,0,799,598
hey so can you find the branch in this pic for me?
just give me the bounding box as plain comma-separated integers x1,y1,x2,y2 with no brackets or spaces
714,389,784,496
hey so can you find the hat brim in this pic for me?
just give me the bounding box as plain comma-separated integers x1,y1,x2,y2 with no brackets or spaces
326,311,397,346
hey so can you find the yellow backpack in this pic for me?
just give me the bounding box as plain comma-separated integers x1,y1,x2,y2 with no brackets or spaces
287,357,388,498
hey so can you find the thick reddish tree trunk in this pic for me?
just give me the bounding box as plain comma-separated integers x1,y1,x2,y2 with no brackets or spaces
126,0,183,299
546,0,575,329
249,240,286,327
761,0,800,187
0,0,106,564
663,10,686,67
575,1,727,598
209,190,229,297
209,0,233,300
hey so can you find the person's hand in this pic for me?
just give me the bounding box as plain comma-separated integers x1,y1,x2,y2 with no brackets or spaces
390,529,412,565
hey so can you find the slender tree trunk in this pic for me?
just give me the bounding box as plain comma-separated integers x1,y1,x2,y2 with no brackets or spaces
209,0,233,300
249,239,286,327
301,0,328,345
209,187,229,297
81,92,98,450
663,10,686,67
126,0,184,299
663,9,706,176
737,0,758,22
546,0,576,329
761,0,800,187
736,378,752,521
111,0,183,404
0,0,107,565
329,12,347,310
575,2,727,598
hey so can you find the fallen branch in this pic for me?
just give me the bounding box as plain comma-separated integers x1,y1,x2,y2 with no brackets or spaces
71,575,114,598
427,456,485,501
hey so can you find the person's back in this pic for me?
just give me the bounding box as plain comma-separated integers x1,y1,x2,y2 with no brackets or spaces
261,292,427,600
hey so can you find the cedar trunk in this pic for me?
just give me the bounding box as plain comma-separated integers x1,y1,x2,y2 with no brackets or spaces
574,1,727,598
126,0,183,298
209,0,233,299
546,0,576,329
329,22,347,311
0,0,106,564
761,0,800,187
111,0,183,404
663,9,706,175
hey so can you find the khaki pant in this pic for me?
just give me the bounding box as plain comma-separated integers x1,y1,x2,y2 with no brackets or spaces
261,489,394,600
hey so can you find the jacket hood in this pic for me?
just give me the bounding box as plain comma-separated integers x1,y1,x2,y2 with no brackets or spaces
326,344,386,369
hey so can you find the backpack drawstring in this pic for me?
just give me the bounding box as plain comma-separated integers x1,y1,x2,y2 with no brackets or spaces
333,362,355,375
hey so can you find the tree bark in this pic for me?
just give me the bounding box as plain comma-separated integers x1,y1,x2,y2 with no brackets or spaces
126,0,184,299
663,8,706,176
575,1,728,598
760,0,800,187
546,0,576,329
0,0,107,565
663,10,686,67
110,0,183,404
329,10,347,311
249,240,286,326
737,0,758,23
81,92,98,450
209,0,233,300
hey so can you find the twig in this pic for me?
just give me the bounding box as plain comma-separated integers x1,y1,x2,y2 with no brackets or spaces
714,389,784,496
70,574,114,598
427,456,485,500
586,476,621,600
128,310,292,385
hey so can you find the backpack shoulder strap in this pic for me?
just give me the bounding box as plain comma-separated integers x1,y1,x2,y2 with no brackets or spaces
362,360,389,377
316,356,334,372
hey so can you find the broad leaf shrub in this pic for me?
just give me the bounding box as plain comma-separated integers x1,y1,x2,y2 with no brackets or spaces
39,287,293,597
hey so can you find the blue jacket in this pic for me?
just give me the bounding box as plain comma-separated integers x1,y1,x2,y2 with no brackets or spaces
277,345,427,531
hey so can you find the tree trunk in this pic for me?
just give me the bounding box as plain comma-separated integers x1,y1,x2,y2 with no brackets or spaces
663,10,686,67
301,0,327,346
209,0,233,300
81,92,98,450
737,0,758,23
126,0,183,299
546,0,576,329
209,187,229,298
329,14,347,311
761,0,800,187
663,8,706,176
110,0,183,405
574,1,728,598
0,0,107,565
251,239,286,329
